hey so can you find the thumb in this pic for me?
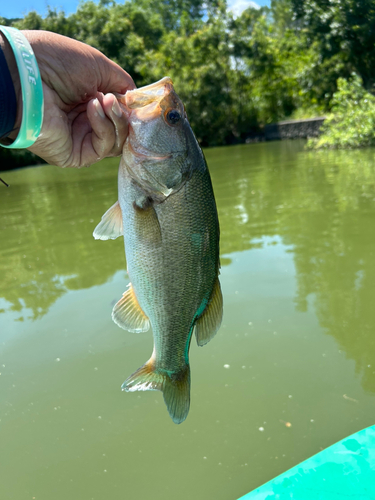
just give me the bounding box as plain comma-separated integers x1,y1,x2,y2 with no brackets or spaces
97,55,136,95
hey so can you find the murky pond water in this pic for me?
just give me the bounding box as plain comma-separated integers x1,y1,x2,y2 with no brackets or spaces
1,140,375,500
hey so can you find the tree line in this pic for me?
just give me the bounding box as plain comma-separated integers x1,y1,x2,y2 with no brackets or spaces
1,0,375,166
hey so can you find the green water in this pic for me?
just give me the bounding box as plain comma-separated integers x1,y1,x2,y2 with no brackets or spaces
1,140,375,500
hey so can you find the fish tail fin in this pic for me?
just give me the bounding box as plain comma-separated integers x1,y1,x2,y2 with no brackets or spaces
162,365,190,424
122,361,190,424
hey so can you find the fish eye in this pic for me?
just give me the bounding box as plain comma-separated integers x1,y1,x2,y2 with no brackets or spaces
166,109,181,125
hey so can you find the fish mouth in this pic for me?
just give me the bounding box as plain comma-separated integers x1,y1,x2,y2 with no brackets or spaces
124,77,183,122
125,77,174,110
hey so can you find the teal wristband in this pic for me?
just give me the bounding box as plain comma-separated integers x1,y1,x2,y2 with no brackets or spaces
0,26,43,149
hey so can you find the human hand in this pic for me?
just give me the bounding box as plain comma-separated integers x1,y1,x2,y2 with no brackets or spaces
2,30,135,167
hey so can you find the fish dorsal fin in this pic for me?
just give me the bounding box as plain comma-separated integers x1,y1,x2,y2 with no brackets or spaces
93,201,123,240
194,278,223,346
112,283,150,333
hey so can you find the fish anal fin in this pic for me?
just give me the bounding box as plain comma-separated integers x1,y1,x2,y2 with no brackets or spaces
112,283,150,332
195,278,223,347
122,361,190,424
93,201,123,240
122,358,162,392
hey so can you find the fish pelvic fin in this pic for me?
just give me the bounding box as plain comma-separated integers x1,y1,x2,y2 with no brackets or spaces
122,361,191,425
195,277,223,346
93,201,123,240
112,283,150,332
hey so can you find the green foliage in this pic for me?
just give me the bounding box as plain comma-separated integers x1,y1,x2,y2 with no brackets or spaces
138,8,259,145
308,74,375,149
233,7,318,123
291,0,375,90
3,0,375,168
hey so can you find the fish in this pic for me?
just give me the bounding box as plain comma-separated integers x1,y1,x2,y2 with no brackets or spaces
93,77,222,424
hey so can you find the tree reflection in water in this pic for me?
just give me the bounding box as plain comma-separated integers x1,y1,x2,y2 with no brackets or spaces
1,142,375,392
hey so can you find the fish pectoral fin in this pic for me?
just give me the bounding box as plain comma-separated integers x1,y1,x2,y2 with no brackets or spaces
122,362,190,424
194,278,223,346
112,283,150,332
133,198,162,245
93,201,123,240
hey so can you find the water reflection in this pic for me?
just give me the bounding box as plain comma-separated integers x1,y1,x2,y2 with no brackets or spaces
1,142,375,394
0,162,125,320
208,142,375,394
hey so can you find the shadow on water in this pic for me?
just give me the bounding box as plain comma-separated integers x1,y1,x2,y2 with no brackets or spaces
1,141,375,393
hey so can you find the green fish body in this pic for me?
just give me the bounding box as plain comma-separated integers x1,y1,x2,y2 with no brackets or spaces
94,78,222,423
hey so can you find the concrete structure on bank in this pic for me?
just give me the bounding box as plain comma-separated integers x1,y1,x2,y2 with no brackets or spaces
264,117,326,140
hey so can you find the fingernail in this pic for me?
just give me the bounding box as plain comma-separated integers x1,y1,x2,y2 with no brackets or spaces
94,99,105,118
112,99,122,118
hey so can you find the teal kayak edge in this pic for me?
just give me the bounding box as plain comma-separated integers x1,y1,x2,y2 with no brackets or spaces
238,425,375,499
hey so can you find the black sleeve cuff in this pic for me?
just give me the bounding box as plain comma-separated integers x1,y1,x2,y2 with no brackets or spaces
0,44,17,140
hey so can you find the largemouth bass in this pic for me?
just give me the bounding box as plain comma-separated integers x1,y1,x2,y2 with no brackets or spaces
94,77,222,424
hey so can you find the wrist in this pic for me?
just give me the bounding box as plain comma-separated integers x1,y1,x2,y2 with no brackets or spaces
0,32,22,139
0,27,44,149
